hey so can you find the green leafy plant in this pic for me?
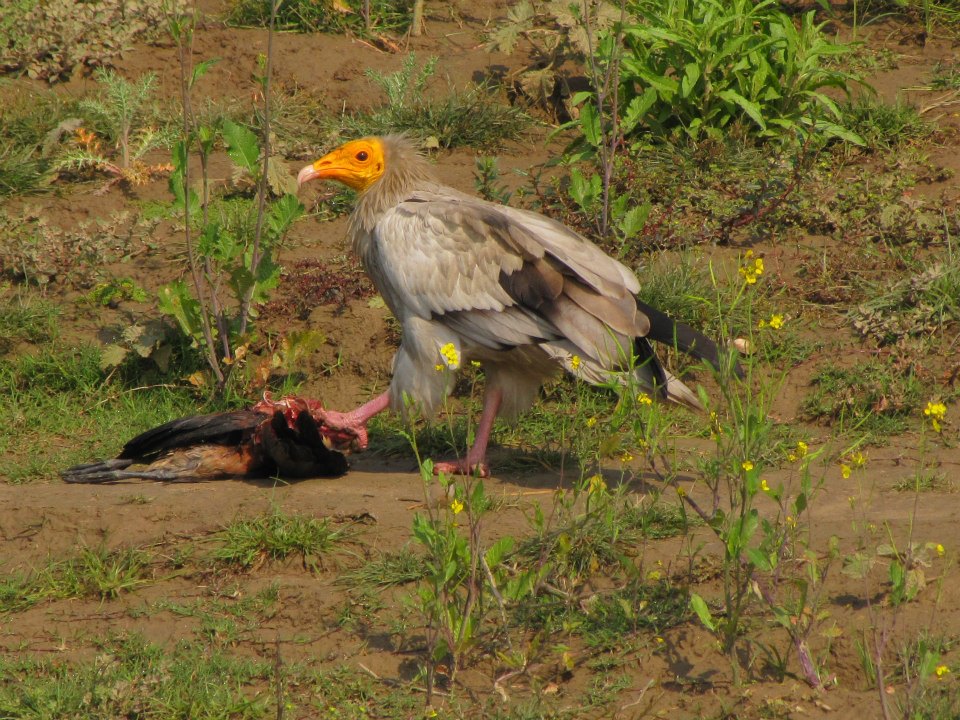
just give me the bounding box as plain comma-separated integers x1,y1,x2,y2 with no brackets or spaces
676,253,833,687
409,460,543,696
163,13,303,394
611,0,862,144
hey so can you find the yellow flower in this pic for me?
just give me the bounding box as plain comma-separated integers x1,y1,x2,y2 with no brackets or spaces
647,570,661,581
924,401,947,419
434,364,444,372
924,401,946,432
586,416,597,428
470,360,481,368
796,440,808,457
655,636,665,644
571,355,581,371
439,342,460,369
676,486,686,498
936,543,945,557
450,499,464,515
850,451,866,467
739,253,765,285
587,474,607,494
636,392,653,405
760,479,770,492
619,451,633,464
841,464,851,479
935,664,951,678
785,515,797,528
758,313,784,330
741,460,754,472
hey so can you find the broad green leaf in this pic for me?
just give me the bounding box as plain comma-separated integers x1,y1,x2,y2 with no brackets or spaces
622,88,657,132
618,203,650,239
718,89,766,129
222,119,260,175
267,194,305,238
484,537,514,568
190,57,221,89
578,102,601,148
745,547,774,572
158,282,204,343
680,62,701,98
841,552,875,579
690,593,716,631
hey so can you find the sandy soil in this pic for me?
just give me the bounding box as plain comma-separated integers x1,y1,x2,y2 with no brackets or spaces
1,2,958,718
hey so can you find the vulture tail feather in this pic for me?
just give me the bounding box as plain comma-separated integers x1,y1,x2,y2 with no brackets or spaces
633,338,702,410
636,299,744,379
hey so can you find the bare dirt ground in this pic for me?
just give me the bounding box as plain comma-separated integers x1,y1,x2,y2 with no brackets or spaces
1,1,959,718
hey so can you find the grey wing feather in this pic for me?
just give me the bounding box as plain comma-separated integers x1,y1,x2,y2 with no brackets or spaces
371,190,649,360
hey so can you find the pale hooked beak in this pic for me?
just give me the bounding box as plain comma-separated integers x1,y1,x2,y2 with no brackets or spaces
297,163,321,187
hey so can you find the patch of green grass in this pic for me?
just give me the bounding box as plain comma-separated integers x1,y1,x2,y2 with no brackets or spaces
518,493,694,586
0,544,152,612
0,297,59,352
840,96,931,151
753,323,819,367
152,584,282,646
852,258,960,346
300,663,422,718
331,54,530,150
0,633,273,719
0,0,174,82
0,143,47,196
930,59,960,90
226,0,411,35
0,87,82,196
893,470,953,493
338,548,426,588
801,357,923,435
513,579,689,651
210,509,351,570
0,343,204,482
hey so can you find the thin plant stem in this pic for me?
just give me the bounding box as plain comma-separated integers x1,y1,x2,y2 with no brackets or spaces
174,16,223,388
239,0,279,340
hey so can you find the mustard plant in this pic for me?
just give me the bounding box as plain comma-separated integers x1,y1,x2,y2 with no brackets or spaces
684,251,830,687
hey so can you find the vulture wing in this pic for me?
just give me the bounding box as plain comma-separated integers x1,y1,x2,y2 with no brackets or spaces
370,188,648,364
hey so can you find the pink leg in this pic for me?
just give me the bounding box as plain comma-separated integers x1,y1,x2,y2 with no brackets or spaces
434,388,502,478
317,392,391,450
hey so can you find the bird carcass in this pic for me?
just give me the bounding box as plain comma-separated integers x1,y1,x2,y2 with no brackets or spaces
61,395,350,483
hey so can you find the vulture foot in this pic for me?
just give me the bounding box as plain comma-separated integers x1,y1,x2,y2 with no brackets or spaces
312,409,370,450
308,392,392,452
433,458,490,478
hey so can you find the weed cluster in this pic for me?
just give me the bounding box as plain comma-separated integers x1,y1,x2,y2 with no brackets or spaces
226,0,412,35
0,0,182,82
0,208,158,289
54,69,175,192
331,54,530,150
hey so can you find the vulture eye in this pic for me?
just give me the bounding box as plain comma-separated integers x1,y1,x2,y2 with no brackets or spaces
356,150,369,162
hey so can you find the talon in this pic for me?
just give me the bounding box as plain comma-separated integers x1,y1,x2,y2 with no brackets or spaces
433,460,490,478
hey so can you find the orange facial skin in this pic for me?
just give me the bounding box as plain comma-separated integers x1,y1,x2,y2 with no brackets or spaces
297,137,386,193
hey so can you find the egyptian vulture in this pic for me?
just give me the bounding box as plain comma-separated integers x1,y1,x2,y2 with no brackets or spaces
297,135,734,476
